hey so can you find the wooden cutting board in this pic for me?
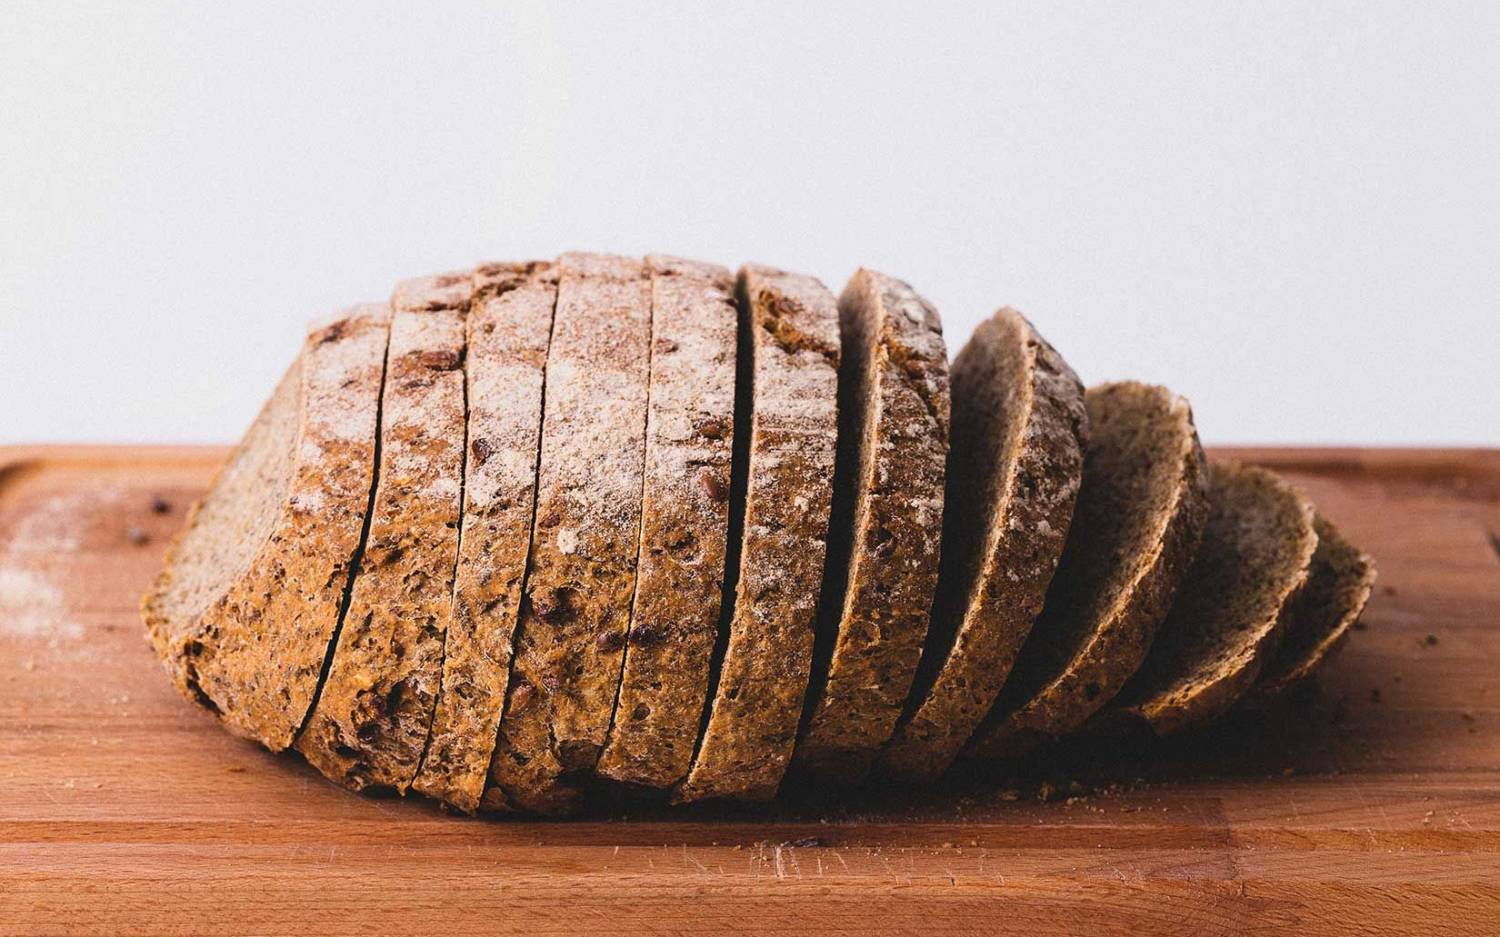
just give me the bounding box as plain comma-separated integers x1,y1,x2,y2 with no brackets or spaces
2,445,1497,936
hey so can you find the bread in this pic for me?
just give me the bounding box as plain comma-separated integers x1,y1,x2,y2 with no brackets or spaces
1102,461,1318,734
964,382,1208,760
877,308,1086,785
594,256,737,789
792,269,950,783
295,274,470,791
145,254,1377,813
1254,514,1376,696
142,302,390,750
672,265,839,804
410,262,557,813
488,253,651,814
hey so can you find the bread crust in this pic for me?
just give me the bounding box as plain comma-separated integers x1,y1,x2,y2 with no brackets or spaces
410,262,557,813
1103,461,1318,734
488,253,651,814
877,308,1086,785
295,273,470,791
965,382,1208,760
142,303,391,751
1254,514,1376,696
792,269,949,782
672,265,839,804
594,256,737,789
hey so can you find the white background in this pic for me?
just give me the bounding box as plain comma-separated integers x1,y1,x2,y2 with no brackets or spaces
2,2,1496,446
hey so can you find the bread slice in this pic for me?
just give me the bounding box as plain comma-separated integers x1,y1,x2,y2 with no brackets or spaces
594,256,737,789
295,273,470,791
876,308,1086,785
1254,514,1376,696
142,303,390,751
1102,461,1318,734
791,268,950,782
671,264,840,804
964,382,1208,760
410,261,557,813
488,252,651,813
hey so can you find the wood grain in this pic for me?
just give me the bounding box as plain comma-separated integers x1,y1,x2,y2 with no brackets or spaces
1,445,1497,936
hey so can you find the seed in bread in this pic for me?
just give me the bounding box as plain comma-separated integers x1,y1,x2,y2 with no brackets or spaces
1254,514,1376,696
488,253,651,814
295,273,470,791
792,268,950,783
965,382,1208,761
410,262,557,813
672,265,840,804
594,256,737,789
141,302,390,751
877,307,1086,785
1102,461,1318,734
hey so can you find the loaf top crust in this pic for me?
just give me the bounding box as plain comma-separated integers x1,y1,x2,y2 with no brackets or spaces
672,264,840,804
594,255,738,789
142,302,391,751
294,273,470,791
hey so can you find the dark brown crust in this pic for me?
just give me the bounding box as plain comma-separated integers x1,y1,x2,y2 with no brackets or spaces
295,273,470,791
964,382,1208,761
877,308,1086,785
410,262,557,813
594,256,737,789
672,265,839,804
792,268,950,782
1103,461,1318,734
1254,514,1376,696
488,253,651,814
142,303,391,751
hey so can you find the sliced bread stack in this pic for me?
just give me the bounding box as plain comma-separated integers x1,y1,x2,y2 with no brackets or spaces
144,254,1375,814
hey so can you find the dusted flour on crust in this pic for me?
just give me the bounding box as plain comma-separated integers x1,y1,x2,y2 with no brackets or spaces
595,256,737,789
672,265,839,804
488,252,651,814
411,261,557,813
142,303,390,751
295,272,470,791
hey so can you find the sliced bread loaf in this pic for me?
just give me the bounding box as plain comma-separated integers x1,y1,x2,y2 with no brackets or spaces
1102,461,1318,734
672,264,840,804
965,382,1208,760
792,268,950,783
295,273,470,791
488,252,651,814
410,261,557,813
142,302,390,750
877,308,1086,785
1254,514,1376,696
595,256,738,789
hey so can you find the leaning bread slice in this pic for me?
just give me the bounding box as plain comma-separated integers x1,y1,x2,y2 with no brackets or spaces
295,273,470,792
965,382,1208,761
791,268,950,783
1101,461,1318,734
410,261,557,813
594,256,737,789
672,264,840,804
488,252,651,814
142,302,390,751
876,307,1086,785
1253,514,1376,696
